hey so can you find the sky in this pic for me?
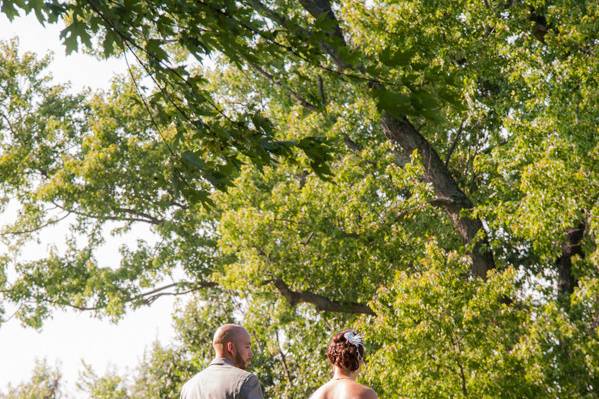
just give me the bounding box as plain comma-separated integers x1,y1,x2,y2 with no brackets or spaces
0,13,178,395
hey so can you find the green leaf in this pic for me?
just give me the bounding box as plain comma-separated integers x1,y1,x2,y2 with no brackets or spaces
59,19,91,54
181,151,206,172
102,30,119,58
1,0,21,20
380,46,415,67
437,85,465,110
146,39,168,62
373,87,413,117
411,89,440,111
297,136,333,179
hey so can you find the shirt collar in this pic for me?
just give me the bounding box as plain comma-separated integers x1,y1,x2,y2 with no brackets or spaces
210,357,235,366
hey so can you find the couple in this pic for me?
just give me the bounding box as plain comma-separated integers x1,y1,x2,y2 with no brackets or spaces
180,324,378,399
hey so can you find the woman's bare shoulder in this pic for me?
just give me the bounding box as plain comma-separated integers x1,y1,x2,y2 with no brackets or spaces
308,381,330,399
361,387,378,399
350,382,378,399
309,380,377,399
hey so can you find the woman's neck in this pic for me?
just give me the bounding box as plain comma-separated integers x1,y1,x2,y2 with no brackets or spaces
332,366,357,381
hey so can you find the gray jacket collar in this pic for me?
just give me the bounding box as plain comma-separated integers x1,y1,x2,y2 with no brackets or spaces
209,357,235,366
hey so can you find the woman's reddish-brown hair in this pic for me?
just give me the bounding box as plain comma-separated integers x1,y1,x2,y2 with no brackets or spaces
326,329,365,372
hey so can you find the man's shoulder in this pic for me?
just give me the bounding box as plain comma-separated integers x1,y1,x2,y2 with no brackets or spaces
203,362,252,375
240,370,259,381
183,364,250,386
180,369,208,391
218,364,256,382
238,371,263,398
192,364,259,386
181,366,262,399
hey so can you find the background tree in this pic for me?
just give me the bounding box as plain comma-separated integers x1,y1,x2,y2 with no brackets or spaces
0,360,64,399
0,0,598,397
76,363,129,399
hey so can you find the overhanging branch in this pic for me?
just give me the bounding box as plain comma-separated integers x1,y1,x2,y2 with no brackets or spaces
45,280,217,312
272,278,374,315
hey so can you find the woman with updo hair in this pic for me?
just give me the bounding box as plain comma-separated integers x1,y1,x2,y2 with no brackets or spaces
309,329,378,399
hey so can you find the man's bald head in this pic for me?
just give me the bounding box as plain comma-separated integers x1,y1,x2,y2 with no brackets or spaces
212,324,253,369
213,324,249,346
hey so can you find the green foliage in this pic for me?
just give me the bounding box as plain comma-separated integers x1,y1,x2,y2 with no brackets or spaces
0,360,64,399
127,343,194,399
216,143,449,307
363,243,599,398
0,0,332,196
1,0,598,397
77,362,129,399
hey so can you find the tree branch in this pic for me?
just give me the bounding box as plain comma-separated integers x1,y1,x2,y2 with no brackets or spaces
296,0,351,70
272,278,374,315
248,63,319,111
343,133,362,152
318,75,326,106
245,0,310,38
445,120,465,167
275,329,294,385
46,280,217,311
379,115,494,277
294,0,495,277
557,221,585,301
0,211,72,237
51,200,164,226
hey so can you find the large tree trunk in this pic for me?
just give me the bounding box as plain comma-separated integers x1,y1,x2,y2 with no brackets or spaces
380,115,494,277
557,222,585,302
293,0,495,277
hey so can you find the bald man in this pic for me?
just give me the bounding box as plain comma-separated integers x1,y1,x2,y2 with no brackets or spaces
180,324,264,399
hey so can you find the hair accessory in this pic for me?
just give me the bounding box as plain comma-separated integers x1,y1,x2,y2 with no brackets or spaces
343,331,363,348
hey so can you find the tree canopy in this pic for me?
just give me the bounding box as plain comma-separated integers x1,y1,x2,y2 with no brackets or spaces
0,0,597,397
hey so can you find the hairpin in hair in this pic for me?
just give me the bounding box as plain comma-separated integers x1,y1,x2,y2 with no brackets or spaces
343,331,363,348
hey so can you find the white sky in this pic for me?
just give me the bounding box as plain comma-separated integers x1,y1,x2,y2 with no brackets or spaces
0,13,177,396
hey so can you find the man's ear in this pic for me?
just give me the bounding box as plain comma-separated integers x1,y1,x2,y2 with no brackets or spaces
226,341,236,355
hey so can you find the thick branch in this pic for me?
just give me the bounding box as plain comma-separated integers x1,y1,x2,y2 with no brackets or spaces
253,0,351,70
557,222,585,300
294,0,495,277
272,278,374,315
380,115,494,277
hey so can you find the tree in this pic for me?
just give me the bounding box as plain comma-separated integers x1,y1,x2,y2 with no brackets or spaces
0,0,598,397
77,362,129,399
0,360,64,399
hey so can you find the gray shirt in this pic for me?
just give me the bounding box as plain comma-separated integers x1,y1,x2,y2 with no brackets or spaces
180,358,264,399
